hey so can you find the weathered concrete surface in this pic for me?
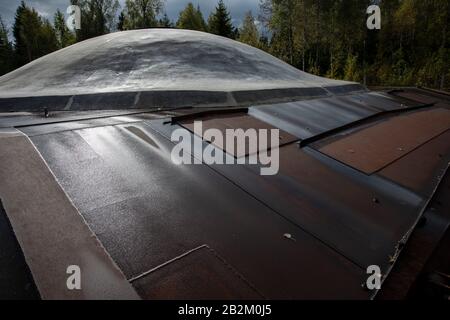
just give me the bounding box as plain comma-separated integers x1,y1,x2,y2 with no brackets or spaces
0,29,354,99
0,130,140,300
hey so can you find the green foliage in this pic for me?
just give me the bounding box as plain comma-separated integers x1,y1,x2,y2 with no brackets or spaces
117,11,126,31
417,47,450,88
0,16,14,75
71,0,120,40
268,0,298,64
2,0,449,90
343,54,360,82
13,1,58,66
238,11,260,48
262,0,450,90
122,0,163,30
54,9,76,49
176,3,207,31
208,0,234,38
159,13,174,28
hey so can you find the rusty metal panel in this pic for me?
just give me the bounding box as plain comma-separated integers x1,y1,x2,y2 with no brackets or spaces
181,113,298,158
133,245,264,300
389,89,450,109
349,91,425,110
390,90,439,105
149,120,427,275
317,108,450,174
378,130,450,196
377,169,450,300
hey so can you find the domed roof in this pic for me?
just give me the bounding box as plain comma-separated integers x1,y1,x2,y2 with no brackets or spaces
0,29,358,97
0,29,365,113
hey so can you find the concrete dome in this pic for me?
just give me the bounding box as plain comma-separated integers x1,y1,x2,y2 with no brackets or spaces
0,29,357,98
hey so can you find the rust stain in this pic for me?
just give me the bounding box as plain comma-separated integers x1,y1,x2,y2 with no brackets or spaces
378,130,450,195
181,113,298,158
317,108,450,174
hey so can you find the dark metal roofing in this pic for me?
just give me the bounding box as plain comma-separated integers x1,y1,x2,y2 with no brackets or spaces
247,92,410,140
0,87,445,299
377,167,450,299
29,122,367,299
180,112,297,157
316,108,450,174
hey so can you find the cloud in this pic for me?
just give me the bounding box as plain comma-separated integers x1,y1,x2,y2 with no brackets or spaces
1,0,70,27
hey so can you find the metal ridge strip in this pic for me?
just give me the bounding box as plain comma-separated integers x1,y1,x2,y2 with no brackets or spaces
299,102,436,148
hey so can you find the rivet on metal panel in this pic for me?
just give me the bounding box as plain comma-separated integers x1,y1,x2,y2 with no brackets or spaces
283,233,296,242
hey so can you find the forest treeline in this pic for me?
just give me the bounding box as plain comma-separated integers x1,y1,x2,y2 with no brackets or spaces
0,0,449,90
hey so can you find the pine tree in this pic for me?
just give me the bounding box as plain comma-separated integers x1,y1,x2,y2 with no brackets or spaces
158,13,174,28
265,0,300,65
71,0,120,40
54,9,76,49
238,11,260,48
13,1,58,66
208,0,234,38
176,3,207,31
117,11,126,31
0,16,14,75
123,0,163,30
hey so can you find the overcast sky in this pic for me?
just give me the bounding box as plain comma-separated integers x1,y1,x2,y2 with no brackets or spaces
0,0,261,29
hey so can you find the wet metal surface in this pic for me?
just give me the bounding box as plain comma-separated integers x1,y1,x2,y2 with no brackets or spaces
0,131,139,299
1,87,449,299
249,93,390,139
0,110,155,129
30,122,368,299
